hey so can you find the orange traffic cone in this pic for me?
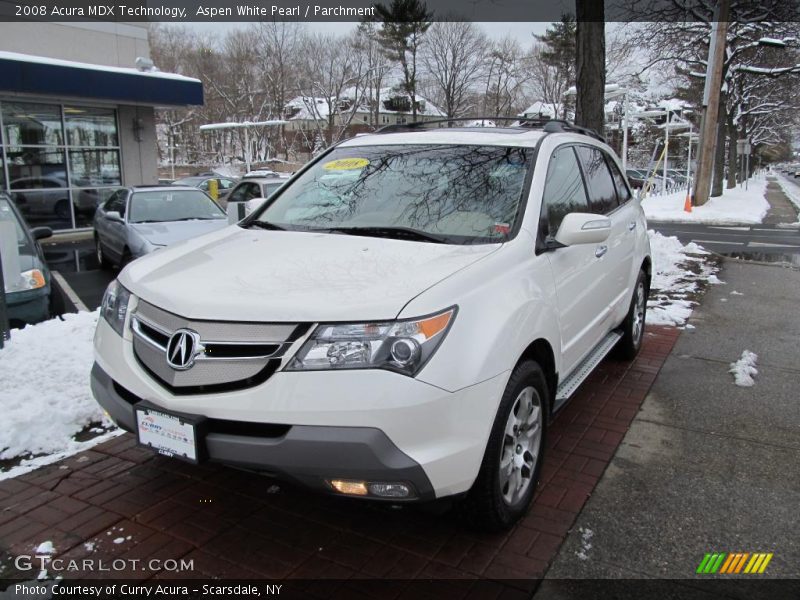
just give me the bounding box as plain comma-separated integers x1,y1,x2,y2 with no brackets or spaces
684,194,693,213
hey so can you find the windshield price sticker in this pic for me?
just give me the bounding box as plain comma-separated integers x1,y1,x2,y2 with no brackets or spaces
323,158,370,171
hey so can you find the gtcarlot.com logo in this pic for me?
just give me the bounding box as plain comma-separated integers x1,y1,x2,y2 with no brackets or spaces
14,555,194,574
697,552,774,574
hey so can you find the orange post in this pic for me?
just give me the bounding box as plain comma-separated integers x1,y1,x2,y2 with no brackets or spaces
684,194,693,213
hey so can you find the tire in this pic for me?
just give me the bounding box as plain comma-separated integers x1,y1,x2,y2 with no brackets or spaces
95,236,111,269
615,270,648,360
459,360,548,532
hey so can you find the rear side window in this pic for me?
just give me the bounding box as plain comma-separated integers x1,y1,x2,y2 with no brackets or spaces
541,146,590,237
607,157,633,205
576,146,619,215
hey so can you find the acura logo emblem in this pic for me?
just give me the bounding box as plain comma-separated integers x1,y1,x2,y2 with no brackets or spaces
166,329,203,370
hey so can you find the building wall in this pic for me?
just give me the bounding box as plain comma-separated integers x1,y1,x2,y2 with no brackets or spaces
0,21,149,68
118,105,158,186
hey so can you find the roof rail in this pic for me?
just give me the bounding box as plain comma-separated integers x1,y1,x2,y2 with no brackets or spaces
374,116,605,142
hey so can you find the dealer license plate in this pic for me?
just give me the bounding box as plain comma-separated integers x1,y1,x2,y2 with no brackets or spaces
135,403,205,463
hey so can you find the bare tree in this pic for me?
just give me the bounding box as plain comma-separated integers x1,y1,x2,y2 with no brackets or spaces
353,22,393,129
296,32,371,149
421,21,488,118
482,36,526,117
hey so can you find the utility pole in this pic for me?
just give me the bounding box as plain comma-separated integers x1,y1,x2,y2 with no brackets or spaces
693,0,730,206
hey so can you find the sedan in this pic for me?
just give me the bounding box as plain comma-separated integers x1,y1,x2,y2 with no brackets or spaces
93,186,229,269
0,192,52,326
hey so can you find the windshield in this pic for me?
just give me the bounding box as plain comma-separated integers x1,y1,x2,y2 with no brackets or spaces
128,190,226,224
252,144,532,244
0,198,33,253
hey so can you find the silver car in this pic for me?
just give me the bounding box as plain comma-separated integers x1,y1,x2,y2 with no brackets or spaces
93,186,228,268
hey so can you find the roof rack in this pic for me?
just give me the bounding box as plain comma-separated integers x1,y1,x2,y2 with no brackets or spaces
374,116,605,142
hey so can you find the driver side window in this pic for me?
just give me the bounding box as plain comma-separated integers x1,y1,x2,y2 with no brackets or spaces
541,147,590,238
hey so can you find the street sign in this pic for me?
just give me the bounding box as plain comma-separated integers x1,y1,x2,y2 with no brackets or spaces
736,139,752,155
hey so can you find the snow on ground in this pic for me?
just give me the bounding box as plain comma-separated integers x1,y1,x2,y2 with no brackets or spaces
642,175,768,224
730,350,758,387
0,310,121,480
773,175,800,225
576,527,594,561
646,230,719,327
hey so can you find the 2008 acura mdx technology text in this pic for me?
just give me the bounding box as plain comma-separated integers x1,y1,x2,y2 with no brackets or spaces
92,120,651,530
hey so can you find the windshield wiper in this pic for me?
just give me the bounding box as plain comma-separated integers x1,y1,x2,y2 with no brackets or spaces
245,220,286,231
324,226,449,244
172,216,225,221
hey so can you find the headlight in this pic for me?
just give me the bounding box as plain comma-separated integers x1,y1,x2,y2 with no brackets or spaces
286,307,456,376
7,269,46,292
101,280,131,336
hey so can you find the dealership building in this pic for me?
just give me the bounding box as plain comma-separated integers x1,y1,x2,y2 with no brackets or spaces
0,22,203,231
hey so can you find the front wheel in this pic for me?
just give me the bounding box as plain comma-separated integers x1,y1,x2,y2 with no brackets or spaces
615,270,648,360
459,360,547,531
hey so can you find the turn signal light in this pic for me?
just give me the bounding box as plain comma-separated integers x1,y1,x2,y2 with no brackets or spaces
329,479,369,496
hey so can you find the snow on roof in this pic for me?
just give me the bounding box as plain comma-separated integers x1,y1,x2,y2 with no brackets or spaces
520,101,561,118
0,50,200,83
285,87,445,120
338,128,546,148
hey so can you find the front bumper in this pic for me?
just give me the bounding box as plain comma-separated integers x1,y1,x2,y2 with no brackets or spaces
91,363,436,500
92,318,509,499
6,285,50,325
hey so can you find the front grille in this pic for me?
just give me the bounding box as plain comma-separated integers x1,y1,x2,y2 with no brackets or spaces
130,299,309,393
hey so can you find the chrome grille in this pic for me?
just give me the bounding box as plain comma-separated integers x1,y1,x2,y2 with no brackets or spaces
131,299,302,392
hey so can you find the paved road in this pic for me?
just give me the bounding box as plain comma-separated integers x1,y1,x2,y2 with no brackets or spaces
649,222,800,263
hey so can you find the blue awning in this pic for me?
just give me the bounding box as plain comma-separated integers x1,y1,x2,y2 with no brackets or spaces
0,52,203,106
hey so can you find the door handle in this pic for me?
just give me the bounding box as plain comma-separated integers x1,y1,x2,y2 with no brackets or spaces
595,245,608,258
628,221,637,231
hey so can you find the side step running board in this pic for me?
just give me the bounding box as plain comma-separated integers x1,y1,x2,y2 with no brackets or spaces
554,330,622,411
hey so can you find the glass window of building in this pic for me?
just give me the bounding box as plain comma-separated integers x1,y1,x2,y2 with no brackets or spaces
0,101,121,230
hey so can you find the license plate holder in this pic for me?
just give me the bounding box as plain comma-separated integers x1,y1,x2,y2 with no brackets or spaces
134,401,208,464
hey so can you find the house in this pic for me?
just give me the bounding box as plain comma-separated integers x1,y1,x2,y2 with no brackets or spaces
283,87,445,133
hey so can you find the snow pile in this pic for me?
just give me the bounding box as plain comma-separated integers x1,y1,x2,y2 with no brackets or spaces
730,350,758,387
0,310,121,479
576,527,594,561
647,231,718,326
35,541,56,555
774,176,800,225
641,176,768,224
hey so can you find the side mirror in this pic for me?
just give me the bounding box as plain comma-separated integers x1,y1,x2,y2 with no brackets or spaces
245,197,269,215
106,210,123,222
30,226,53,241
554,213,611,246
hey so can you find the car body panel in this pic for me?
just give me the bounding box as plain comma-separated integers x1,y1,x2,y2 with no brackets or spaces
119,226,501,322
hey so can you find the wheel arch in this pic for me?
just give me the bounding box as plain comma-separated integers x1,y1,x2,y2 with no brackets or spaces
516,338,557,420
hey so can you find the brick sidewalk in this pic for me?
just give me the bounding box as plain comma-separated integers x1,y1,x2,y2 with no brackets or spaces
0,326,679,595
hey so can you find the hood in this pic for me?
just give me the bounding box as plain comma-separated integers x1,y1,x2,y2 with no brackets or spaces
130,219,229,247
120,226,500,322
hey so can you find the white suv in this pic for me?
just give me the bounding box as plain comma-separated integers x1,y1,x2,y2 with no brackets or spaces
92,122,651,531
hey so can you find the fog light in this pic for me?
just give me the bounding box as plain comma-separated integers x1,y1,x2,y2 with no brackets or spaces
329,479,369,496
369,482,412,498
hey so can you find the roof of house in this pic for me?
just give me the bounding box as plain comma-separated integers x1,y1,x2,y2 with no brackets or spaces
285,87,445,121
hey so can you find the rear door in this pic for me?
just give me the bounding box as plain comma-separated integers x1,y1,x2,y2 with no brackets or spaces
541,146,610,373
575,146,635,332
